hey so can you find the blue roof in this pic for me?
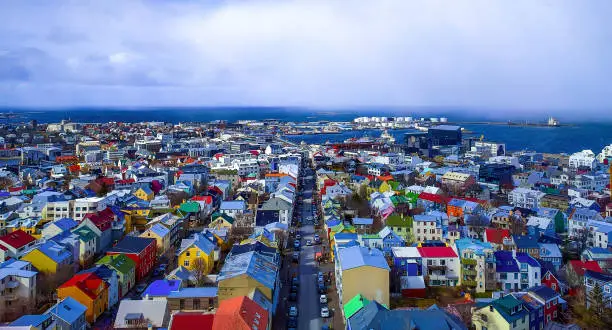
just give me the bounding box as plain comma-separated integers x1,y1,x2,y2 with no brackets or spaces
218,251,278,289
46,297,87,324
448,199,466,207
516,252,540,267
588,247,612,255
220,200,246,210
338,246,390,271
52,218,78,232
108,236,156,254
353,217,374,226
143,279,182,297
494,250,520,273
413,214,438,222
538,243,562,259
10,314,52,327
167,287,218,298
512,235,539,249
37,240,72,264
455,238,493,257
326,219,342,227
334,233,359,241
149,223,170,238
528,285,559,301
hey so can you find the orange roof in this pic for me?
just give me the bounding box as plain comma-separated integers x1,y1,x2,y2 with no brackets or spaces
265,173,287,178
377,175,394,181
212,296,268,330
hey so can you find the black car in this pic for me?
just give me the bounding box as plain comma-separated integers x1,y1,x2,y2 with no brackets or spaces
292,277,299,287
292,252,300,263
318,284,326,294
286,316,298,329
289,291,298,301
291,285,298,293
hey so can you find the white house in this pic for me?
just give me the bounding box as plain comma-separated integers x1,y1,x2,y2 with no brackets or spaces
508,188,545,209
569,150,597,170
417,246,460,287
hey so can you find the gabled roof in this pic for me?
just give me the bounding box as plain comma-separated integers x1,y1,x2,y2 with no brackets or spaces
96,253,135,274
114,299,169,328
218,251,278,289
212,296,268,330
418,246,458,258
167,287,218,298
338,246,390,271
148,223,170,238
344,294,371,319
0,229,36,249
59,272,108,300
108,236,156,255
494,251,520,273
528,285,559,302
170,313,214,330
143,279,182,297
35,240,72,264
179,233,216,256
485,228,510,244
46,296,87,325
569,260,602,276
10,314,53,327
512,235,540,249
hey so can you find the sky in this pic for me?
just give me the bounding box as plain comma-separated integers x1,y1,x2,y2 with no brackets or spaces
0,0,611,117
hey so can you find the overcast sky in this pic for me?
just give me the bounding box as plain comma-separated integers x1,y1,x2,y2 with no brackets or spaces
1,0,611,116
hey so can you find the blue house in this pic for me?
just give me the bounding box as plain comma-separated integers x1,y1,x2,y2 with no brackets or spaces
377,227,405,256
526,216,555,237
538,243,562,270
45,296,88,330
585,270,612,308
142,279,183,299
391,246,422,276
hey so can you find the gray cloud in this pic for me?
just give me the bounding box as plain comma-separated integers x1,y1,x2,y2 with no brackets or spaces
0,0,611,117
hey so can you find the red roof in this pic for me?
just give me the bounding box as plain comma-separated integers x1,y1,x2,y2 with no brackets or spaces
116,178,136,185
170,313,214,330
191,196,213,204
83,207,115,232
59,272,107,300
417,246,458,258
249,150,260,156
8,186,24,193
418,192,447,204
569,260,602,276
212,296,268,330
0,230,36,249
485,228,511,245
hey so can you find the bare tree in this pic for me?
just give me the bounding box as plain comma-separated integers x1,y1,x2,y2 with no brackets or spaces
0,177,13,190
167,190,189,207
191,257,209,287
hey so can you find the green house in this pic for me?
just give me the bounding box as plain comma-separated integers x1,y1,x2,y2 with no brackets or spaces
385,214,413,242
96,254,136,298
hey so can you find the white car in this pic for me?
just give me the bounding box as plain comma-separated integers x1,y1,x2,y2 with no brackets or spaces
320,294,327,304
320,306,330,318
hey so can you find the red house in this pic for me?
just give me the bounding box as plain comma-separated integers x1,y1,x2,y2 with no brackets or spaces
106,236,156,281
528,286,561,325
541,267,563,293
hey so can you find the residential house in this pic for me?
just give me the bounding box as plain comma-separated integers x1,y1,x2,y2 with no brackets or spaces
178,233,216,275
377,226,405,256
417,246,460,287
0,229,37,260
538,243,563,271
508,188,545,209
336,246,390,309
0,259,38,319
8,314,56,330
209,212,235,231
212,295,268,330
385,214,413,242
45,297,88,330
167,287,218,312
77,207,115,253
96,253,136,297
512,235,541,259
455,238,496,293
527,285,562,325
106,236,157,281
472,294,530,330
441,172,476,192
413,214,443,243
41,218,78,239
581,247,612,272
484,228,511,250
142,279,183,300
21,240,74,275
133,186,155,201
259,197,292,225
72,226,97,267
140,223,171,255
217,251,279,309
57,272,109,323
584,270,612,308
526,216,555,237
79,265,120,308
219,201,247,218
114,299,170,329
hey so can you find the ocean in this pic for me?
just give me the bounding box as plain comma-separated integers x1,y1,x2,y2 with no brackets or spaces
3,107,611,154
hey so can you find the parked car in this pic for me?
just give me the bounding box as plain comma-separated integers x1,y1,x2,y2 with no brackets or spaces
291,285,298,293
292,252,300,263
296,234,301,240
307,240,312,246
320,294,327,304
289,306,299,317
318,284,326,294
314,234,320,243
289,292,298,301
321,306,330,318
292,277,300,287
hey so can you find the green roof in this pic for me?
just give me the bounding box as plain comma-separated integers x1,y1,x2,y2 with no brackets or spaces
180,201,200,213
385,214,413,227
388,181,401,190
344,294,371,319
96,254,135,274
212,212,235,224
73,227,97,242
361,234,380,239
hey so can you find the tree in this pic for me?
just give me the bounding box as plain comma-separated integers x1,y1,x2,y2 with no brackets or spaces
167,190,189,207
191,257,212,287
588,283,605,316
0,177,13,190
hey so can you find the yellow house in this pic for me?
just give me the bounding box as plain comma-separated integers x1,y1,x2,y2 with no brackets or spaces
134,186,154,201
472,295,530,330
336,245,390,307
209,212,235,231
21,240,74,275
177,234,215,274
140,223,170,255
217,251,278,302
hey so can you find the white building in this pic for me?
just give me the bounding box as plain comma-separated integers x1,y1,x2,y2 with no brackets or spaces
569,150,597,170
508,188,545,209
418,246,460,287
0,259,38,307
488,156,521,169
596,144,612,163
72,196,108,221
413,214,443,242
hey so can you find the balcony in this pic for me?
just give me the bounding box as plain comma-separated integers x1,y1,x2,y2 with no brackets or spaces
463,280,477,287
461,258,477,266
428,265,447,271
5,280,19,289
463,269,477,276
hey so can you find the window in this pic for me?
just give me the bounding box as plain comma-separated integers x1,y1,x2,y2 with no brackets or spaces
196,251,201,257
179,300,185,309
514,273,518,279
440,260,446,266
606,286,611,294
193,299,200,310
546,273,550,280
552,283,556,290
184,260,190,267
186,251,190,257
553,310,557,318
